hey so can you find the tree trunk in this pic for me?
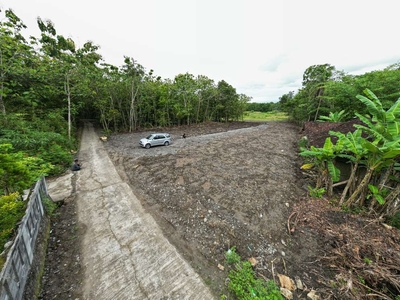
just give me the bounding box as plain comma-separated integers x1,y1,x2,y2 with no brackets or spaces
64,73,71,140
344,168,374,207
376,180,400,216
129,80,139,132
0,81,5,115
0,51,6,115
313,88,324,121
339,161,359,205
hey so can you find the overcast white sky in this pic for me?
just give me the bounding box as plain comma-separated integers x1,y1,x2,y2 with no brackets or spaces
1,0,399,102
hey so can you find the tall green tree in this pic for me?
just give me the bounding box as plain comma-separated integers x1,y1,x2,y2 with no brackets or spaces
216,80,238,122
302,64,336,121
121,57,145,131
0,9,34,115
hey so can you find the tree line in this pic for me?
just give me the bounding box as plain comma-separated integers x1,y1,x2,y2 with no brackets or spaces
1,9,250,137
279,63,400,122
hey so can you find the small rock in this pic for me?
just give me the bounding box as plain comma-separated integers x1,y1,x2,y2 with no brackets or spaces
280,287,293,300
307,289,320,300
3,241,13,250
248,257,258,266
278,274,295,291
217,264,224,271
382,223,393,230
285,202,290,207
295,276,303,290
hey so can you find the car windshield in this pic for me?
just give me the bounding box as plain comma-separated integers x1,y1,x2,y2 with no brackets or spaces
145,135,154,139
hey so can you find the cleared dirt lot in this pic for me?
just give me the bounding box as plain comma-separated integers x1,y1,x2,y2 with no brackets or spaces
39,120,400,299
105,121,310,297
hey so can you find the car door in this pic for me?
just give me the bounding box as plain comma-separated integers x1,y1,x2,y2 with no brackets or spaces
153,135,163,146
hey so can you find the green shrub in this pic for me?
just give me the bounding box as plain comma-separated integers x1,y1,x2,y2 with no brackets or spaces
225,247,283,300
0,113,76,176
41,196,58,216
0,192,26,253
38,144,72,175
226,246,241,265
388,211,400,229
228,261,283,300
0,144,53,195
307,185,326,198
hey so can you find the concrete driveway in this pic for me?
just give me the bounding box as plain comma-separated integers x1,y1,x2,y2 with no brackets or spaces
50,122,214,299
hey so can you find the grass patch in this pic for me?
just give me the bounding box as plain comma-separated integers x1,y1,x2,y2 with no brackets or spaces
41,195,59,216
222,247,283,300
243,111,288,122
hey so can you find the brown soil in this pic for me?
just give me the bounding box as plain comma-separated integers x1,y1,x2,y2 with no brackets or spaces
38,197,83,300
39,121,400,300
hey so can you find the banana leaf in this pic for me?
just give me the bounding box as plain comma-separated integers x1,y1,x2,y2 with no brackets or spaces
327,160,340,182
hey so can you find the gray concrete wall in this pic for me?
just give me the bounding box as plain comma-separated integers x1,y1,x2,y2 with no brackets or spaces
0,178,47,300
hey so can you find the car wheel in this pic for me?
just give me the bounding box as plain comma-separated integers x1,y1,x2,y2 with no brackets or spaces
164,141,169,146
145,143,151,149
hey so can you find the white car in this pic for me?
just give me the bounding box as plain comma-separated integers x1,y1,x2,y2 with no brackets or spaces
139,133,171,149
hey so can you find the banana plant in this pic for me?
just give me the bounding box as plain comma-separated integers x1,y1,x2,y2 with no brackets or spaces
344,138,400,208
300,137,340,197
329,129,367,204
341,89,400,213
318,110,347,122
354,89,400,143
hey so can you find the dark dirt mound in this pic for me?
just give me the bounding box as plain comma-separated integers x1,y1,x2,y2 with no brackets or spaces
302,119,364,148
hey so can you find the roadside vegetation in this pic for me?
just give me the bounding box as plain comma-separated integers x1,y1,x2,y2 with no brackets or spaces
222,247,283,300
300,89,400,220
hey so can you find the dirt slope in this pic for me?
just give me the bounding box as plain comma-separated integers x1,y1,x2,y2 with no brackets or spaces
106,121,312,297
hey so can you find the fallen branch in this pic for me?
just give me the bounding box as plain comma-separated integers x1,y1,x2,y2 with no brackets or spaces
332,180,348,188
287,211,297,234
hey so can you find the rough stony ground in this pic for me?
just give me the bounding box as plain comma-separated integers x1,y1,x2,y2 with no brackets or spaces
105,121,310,297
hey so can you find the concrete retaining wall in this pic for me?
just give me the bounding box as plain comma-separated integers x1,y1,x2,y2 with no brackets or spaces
0,178,48,300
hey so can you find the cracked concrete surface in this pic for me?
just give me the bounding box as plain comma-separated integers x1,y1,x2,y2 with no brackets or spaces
54,122,214,299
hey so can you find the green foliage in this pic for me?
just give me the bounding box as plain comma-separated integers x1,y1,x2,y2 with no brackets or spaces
228,261,283,300
0,113,74,175
281,63,400,122
41,196,58,216
226,246,241,264
300,137,341,193
318,110,347,122
0,144,53,195
246,102,281,112
387,211,400,229
0,192,26,253
224,247,283,300
363,257,371,265
367,184,386,205
307,186,326,198
301,89,400,217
